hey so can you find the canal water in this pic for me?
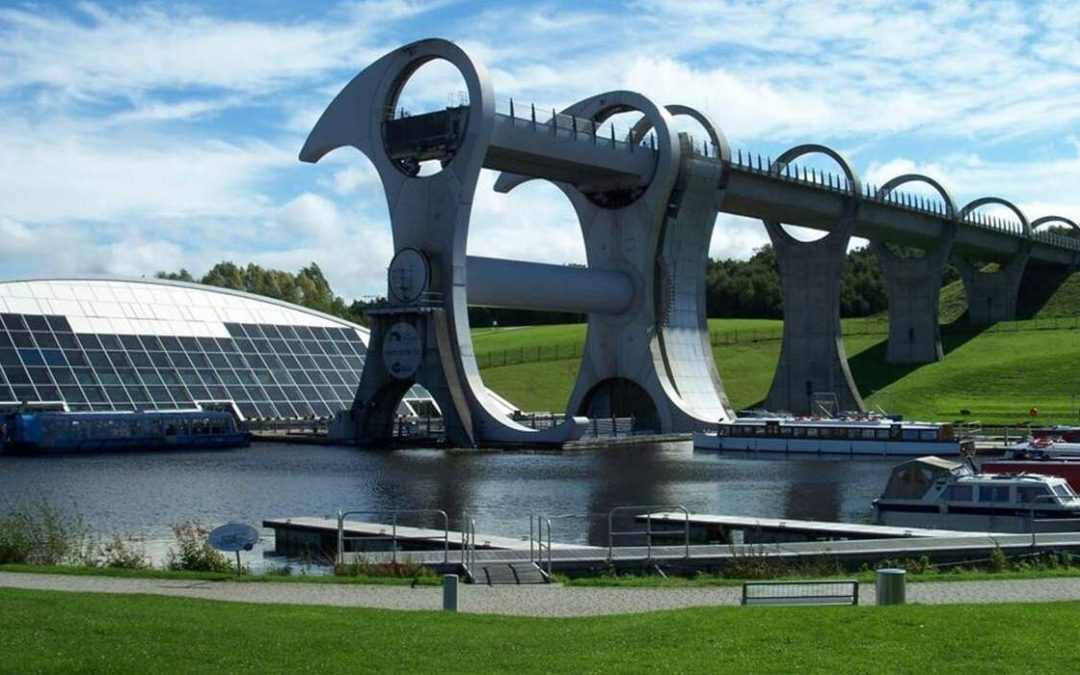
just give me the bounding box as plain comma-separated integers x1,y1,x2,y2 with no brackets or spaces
0,441,901,568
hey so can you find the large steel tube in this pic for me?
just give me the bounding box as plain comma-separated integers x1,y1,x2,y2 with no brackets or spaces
466,256,634,315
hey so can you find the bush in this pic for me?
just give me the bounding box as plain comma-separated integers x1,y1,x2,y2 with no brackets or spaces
334,556,432,579
0,498,91,565
100,534,150,569
166,521,234,573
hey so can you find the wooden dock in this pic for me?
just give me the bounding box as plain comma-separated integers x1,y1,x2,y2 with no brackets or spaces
638,512,986,543
263,516,601,557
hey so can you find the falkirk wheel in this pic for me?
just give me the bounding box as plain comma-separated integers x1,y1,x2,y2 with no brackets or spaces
301,38,733,447
302,38,1080,447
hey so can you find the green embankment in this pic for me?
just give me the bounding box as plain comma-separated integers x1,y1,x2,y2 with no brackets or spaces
473,277,1080,425
2,588,1078,672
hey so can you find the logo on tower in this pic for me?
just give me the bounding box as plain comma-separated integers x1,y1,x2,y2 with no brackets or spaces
388,247,430,305
382,322,422,379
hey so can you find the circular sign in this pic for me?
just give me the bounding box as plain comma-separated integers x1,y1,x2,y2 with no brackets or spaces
208,522,259,552
388,248,430,304
382,322,422,379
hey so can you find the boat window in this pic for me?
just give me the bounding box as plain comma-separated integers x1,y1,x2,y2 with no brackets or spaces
919,430,938,441
939,424,954,441
875,429,889,440
978,485,1011,503
806,427,819,438
943,485,973,501
792,427,806,437
1017,486,1052,503
717,426,729,437
1052,485,1075,498
753,425,765,436
862,428,876,440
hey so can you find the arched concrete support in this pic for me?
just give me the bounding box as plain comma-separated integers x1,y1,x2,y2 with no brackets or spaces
763,145,865,415
954,198,1032,325
872,174,958,364
301,38,586,447
496,99,734,432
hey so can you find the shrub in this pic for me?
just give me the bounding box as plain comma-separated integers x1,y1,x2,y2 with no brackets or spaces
100,534,150,569
334,556,432,579
988,546,1009,573
0,498,91,565
166,521,234,573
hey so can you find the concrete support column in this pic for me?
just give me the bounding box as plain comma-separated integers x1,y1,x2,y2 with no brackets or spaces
954,252,1030,324
763,145,864,416
870,174,959,365
874,243,949,363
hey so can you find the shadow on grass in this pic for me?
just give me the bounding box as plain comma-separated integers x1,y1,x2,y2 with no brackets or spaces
847,324,986,399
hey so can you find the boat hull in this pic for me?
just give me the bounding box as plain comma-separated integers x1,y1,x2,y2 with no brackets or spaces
693,432,959,457
875,504,1080,533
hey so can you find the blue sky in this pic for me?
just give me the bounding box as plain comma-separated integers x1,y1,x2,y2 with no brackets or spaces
0,0,1077,298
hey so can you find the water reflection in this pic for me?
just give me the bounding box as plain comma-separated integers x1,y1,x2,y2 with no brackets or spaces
0,442,898,547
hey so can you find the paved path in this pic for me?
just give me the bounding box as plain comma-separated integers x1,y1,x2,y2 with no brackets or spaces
2,572,1079,617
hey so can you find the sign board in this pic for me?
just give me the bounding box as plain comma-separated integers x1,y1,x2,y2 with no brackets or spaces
208,522,259,552
382,322,422,379
388,247,430,304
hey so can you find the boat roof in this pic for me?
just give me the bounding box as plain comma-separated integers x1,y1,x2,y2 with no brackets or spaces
729,416,945,429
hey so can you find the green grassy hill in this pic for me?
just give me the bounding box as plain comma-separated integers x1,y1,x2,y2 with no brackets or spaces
472,272,1080,425
476,324,1080,425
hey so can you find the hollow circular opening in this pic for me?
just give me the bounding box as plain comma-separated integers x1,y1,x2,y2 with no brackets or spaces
383,58,470,177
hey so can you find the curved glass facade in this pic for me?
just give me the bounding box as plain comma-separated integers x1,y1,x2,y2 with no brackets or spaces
0,278,421,421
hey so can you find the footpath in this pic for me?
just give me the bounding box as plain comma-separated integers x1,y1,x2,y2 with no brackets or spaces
2,572,1080,617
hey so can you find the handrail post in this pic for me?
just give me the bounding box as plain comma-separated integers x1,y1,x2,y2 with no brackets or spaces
336,509,345,565
391,513,398,565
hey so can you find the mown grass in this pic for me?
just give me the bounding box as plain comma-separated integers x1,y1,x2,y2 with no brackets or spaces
476,321,1080,425
1,588,1077,673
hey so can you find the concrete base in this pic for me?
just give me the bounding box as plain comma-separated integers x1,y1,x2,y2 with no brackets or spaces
874,243,948,364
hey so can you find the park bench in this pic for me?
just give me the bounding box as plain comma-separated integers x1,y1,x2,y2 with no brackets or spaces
741,580,860,606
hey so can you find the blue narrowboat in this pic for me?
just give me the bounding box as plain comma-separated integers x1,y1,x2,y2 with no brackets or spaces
0,409,250,455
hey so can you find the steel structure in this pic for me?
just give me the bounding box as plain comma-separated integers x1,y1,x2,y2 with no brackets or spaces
302,38,1078,443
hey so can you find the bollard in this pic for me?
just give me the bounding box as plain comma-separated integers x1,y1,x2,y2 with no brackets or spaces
876,568,906,605
443,574,459,612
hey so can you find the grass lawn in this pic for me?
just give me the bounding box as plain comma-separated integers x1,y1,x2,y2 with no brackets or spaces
1,587,1078,673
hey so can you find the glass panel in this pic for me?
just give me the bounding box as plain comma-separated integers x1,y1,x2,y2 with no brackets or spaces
109,351,132,368
19,348,45,367
34,332,59,350
60,386,86,403
117,368,141,386
12,332,35,348
0,349,21,366
138,370,163,385
49,367,76,385
64,350,88,367
55,334,79,350
130,352,152,367
7,369,31,385
160,336,182,351
105,386,131,403
27,368,53,384
1,314,28,330
147,386,173,403
25,315,49,331
149,352,172,368
72,368,97,385
120,335,143,350
35,385,61,400
140,336,164,351
45,316,72,332
77,334,103,349
188,352,210,368
98,335,122,350
97,370,121,385
83,386,107,403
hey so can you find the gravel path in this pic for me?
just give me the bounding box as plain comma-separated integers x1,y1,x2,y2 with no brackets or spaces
2,572,1079,617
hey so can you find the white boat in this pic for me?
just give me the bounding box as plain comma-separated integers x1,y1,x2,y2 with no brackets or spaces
872,456,1080,533
692,414,970,456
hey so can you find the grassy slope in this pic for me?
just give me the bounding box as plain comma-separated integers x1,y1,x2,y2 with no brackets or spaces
2,588,1078,673
477,326,1080,425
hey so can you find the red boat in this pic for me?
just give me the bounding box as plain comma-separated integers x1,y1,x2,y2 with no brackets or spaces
1032,426,1080,443
982,438,1080,489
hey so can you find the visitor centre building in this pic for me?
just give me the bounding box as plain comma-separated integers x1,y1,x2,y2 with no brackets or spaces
0,277,430,421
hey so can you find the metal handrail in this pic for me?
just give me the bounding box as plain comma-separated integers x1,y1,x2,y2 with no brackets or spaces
607,505,690,562
529,514,552,580
336,509,449,565
461,511,477,574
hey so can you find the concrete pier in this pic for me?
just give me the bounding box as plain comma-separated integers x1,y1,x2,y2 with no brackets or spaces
763,146,865,415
